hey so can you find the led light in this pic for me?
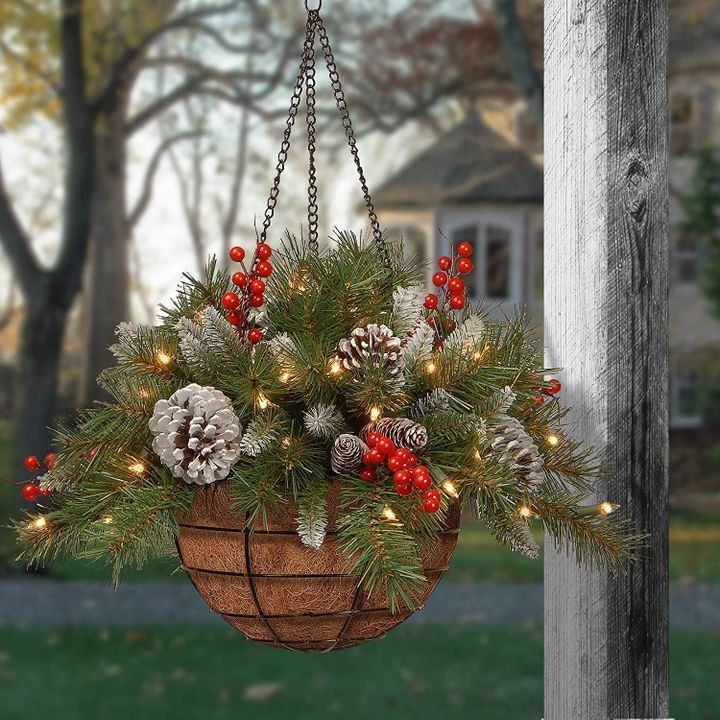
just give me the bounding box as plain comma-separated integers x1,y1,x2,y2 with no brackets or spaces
257,394,270,410
599,501,618,515
280,371,291,383
442,480,459,498
31,516,47,530
518,504,532,519
102,516,113,525
281,437,291,448
369,406,382,422
425,360,437,374
381,506,397,522
156,351,172,366
129,462,146,475
546,434,560,446
329,358,343,376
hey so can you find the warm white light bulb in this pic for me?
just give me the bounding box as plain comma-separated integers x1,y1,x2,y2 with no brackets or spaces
518,504,532,519
381,506,397,522
599,501,617,515
280,371,291,383
442,480,459,498
546,434,560,446
32,516,47,530
425,360,437,374
370,406,382,422
102,516,113,525
156,351,172,366
257,394,270,410
329,359,342,376
128,462,146,476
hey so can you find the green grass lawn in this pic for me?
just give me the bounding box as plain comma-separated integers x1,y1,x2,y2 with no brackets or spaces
0,623,715,720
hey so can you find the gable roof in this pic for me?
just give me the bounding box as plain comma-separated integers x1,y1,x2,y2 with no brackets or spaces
374,113,543,210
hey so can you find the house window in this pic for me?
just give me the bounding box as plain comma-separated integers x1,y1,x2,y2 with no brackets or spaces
673,228,700,284
671,372,702,428
451,223,515,302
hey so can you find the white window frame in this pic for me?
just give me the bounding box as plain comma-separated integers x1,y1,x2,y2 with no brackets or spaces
438,207,523,305
670,372,702,429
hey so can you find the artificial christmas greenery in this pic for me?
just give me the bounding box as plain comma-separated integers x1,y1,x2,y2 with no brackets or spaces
15,231,637,609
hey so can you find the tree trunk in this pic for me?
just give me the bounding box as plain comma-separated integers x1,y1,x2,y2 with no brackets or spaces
15,281,68,482
544,0,670,718
80,105,130,402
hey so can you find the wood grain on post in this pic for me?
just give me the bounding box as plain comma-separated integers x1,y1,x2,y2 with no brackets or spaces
544,1,669,718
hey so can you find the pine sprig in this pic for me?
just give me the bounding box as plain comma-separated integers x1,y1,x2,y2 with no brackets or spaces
296,480,329,549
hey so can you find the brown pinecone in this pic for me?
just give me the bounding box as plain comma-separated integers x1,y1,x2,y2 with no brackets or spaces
363,417,428,452
330,434,369,475
336,324,404,378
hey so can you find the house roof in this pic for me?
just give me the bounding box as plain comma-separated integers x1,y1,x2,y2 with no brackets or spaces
374,114,543,210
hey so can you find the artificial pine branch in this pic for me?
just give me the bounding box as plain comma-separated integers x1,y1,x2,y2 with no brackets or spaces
296,480,329,549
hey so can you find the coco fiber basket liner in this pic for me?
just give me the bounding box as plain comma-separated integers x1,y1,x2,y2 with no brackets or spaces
178,481,460,652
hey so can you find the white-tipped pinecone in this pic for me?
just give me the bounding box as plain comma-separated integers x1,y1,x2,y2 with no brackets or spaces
363,417,428,452
149,384,242,485
336,324,404,378
330,433,369,475
490,415,544,486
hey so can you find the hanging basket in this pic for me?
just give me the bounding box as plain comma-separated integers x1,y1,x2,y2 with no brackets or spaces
177,481,460,651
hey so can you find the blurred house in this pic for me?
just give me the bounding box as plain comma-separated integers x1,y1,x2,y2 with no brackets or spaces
376,3,720,431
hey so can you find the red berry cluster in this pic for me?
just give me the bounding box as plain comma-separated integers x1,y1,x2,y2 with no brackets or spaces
360,432,441,513
20,453,56,502
221,243,274,345
532,378,562,408
424,241,474,313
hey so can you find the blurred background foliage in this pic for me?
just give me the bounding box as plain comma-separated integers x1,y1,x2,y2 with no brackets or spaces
0,1,718,718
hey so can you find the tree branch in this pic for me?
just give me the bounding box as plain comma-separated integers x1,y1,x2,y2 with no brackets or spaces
128,129,202,228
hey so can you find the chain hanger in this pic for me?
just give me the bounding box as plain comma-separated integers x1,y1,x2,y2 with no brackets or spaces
258,2,388,266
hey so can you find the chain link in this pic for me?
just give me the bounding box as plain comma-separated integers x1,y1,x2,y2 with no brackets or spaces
305,12,319,253
316,15,387,266
258,15,314,245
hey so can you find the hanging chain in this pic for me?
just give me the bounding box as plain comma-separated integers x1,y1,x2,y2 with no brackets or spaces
258,14,314,245
315,15,387,266
259,4,387,267
305,12,319,253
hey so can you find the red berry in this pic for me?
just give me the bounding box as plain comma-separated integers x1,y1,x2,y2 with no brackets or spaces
256,243,272,261
404,453,418,468
394,448,410,461
411,465,429,477
44,453,58,470
247,328,263,344
395,483,413,497
386,455,404,472
457,257,473,275
222,292,240,310
424,488,441,503
229,246,245,262
249,294,264,308
226,310,242,326
366,431,382,448
438,256,451,271
366,449,384,466
38,487,52,497
432,272,448,287
394,470,411,485
232,272,248,287
422,497,440,513
249,279,266,295
377,438,396,456
547,379,562,395
21,484,38,501
23,456,39,472
359,467,376,483
533,394,545,408
413,473,432,491
256,261,272,278
424,293,439,310
457,241,473,257
449,294,465,310
447,277,465,295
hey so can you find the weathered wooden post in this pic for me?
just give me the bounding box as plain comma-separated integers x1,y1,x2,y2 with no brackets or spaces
544,1,669,718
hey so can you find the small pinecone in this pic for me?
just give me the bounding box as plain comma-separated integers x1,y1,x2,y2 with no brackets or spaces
336,323,404,378
490,415,544,486
363,417,428,452
149,383,242,485
330,434,369,475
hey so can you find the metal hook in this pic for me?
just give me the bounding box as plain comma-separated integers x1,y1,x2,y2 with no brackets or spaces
305,0,322,11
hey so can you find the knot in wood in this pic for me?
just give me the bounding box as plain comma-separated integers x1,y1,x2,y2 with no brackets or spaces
624,159,649,222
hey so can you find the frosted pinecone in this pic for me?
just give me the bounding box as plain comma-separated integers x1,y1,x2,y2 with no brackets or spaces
330,434,369,475
490,415,544,486
363,417,428,452
336,324,404,378
149,384,242,485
